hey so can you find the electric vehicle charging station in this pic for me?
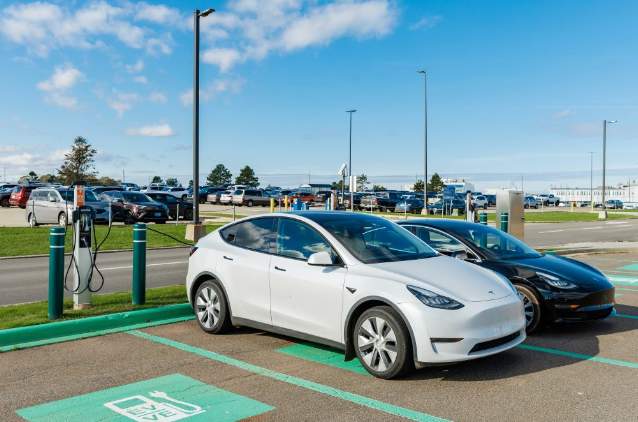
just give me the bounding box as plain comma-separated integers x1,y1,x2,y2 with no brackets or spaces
71,181,96,309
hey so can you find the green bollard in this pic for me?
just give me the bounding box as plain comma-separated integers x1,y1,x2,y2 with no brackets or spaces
500,212,509,233
48,227,66,319
479,213,488,225
133,223,146,305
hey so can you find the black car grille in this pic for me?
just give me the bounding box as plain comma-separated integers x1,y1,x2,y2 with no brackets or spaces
469,331,521,354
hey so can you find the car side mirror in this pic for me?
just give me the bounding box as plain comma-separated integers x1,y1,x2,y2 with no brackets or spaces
49,197,57,202
307,251,334,266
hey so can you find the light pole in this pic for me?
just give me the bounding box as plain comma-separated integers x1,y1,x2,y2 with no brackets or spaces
588,151,594,209
193,8,215,226
346,109,356,211
417,69,427,214
601,120,616,214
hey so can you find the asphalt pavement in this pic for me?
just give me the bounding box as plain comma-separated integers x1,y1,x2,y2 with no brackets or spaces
524,219,638,248
0,247,188,306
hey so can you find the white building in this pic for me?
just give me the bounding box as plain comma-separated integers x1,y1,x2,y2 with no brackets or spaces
550,183,638,205
441,178,476,194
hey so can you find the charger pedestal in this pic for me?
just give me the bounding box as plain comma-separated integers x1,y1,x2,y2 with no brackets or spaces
186,224,206,242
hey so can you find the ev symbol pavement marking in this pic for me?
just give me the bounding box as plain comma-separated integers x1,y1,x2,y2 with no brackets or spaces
16,373,275,422
104,390,205,421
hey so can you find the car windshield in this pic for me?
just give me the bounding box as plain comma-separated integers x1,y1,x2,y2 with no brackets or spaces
449,224,541,260
312,214,437,263
122,192,152,202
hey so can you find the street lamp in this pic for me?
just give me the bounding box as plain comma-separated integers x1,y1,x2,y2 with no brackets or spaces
346,109,356,211
192,8,215,228
588,151,594,209
417,69,427,214
601,119,616,214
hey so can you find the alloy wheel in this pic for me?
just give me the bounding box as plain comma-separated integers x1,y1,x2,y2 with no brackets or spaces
357,317,397,372
196,287,220,329
521,292,534,327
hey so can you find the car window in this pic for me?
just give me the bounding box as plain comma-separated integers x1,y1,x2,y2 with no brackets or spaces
47,191,58,202
450,225,541,260
276,219,333,260
164,195,177,203
233,190,242,195
224,218,274,252
411,227,467,255
122,192,150,202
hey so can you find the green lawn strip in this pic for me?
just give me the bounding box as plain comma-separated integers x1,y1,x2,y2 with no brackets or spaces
0,224,223,257
0,284,187,330
200,212,248,219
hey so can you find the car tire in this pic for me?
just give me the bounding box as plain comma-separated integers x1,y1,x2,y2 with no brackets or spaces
58,212,67,227
483,204,487,209
194,280,233,334
535,205,539,209
555,200,560,206
124,212,135,225
28,213,38,227
380,206,386,213
0,198,8,207
516,284,542,334
247,200,254,207
184,209,193,221
354,306,413,379
182,195,187,201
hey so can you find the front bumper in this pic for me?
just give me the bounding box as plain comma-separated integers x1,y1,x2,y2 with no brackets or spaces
544,286,616,323
137,210,168,221
399,294,526,364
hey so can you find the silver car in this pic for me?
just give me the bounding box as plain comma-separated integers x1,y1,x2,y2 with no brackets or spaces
25,188,112,227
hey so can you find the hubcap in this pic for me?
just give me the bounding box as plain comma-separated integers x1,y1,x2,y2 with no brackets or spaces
195,287,220,329
358,317,397,372
521,293,534,327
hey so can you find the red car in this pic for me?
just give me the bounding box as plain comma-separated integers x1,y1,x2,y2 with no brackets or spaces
9,185,42,208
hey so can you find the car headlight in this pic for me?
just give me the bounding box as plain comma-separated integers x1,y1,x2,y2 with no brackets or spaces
537,272,578,289
407,285,464,310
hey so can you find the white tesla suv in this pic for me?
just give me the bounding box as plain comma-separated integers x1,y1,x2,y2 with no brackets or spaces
186,212,526,379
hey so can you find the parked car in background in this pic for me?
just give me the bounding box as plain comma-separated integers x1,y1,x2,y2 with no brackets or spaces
397,219,615,333
535,194,560,206
232,189,272,207
0,188,14,207
485,194,497,207
623,203,638,209
146,192,194,220
279,191,315,205
9,184,46,208
25,187,112,227
580,201,591,207
314,191,333,202
604,199,623,209
91,186,124,196
100,191,168,224
360,191,403,212
188,186,224,203
207,190,225,204
119,182,139,191
471,195,489,210
343,192,364,210
428,199,466,215
187,212,525,379
219,190,234,205
161,186,189,200
394,199,425,214
524,196,539,209
0,183,17,191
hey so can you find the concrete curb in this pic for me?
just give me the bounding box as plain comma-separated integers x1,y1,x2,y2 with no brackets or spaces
0,303,192,348
549,247,638,256
0,245,190,261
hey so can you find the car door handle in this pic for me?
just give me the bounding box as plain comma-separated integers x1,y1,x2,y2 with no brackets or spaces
223,255,233,261
274,266,286,272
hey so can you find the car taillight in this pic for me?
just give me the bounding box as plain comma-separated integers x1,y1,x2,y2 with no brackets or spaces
190,246,198,256
375,199,378,204
242,195,245,201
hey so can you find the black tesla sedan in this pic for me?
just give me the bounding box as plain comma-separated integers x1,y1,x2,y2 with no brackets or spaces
396,219,615,333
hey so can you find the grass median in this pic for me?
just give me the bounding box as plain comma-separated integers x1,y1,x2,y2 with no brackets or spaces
0,224,223,257
0,284,188,330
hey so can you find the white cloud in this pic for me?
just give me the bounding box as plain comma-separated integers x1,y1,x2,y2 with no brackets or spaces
126,124,175,137
133,76,148,84
146,33,173,56
201,48,242,73
180,77,246,106
149,92,168,104
553,109,577,119
36,63,84,109
409,15,443,30
105,90,140,117
125,59,144,73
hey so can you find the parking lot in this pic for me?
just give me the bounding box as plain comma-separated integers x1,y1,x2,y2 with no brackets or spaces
2,251,638,422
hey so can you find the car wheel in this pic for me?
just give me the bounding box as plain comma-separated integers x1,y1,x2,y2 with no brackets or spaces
28,213,39,227
194,280,233,334
379,206,386,213
354,306,413,379
516,284,542,333
58,212,67,227
483,204,487,210
124,212,135,225
184,209,193,220
0,198,8,207
182,195,187,201
535,205,539,209
555,200,559,206
247,200,254,207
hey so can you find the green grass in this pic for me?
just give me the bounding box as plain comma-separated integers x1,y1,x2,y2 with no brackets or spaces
0,285,187,330
0,224,223,257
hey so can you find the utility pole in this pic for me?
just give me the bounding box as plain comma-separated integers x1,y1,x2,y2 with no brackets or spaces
418,69,427,214
589,152,594,208
601,119,617,215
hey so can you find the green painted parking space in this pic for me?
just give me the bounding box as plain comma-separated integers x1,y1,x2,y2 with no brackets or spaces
617,264,638,271
276,342,370,375
16,373,274,422
603,275,638,285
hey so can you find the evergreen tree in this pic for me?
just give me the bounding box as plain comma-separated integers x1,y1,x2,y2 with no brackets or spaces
207,164,233,186
96,176,120,186
356,174,369,192
235,166,259,187
427,173,445,193
151,176,163,184
372,184,387,191
18,171,38,183
413,179,424,193
57,136,98,185
165,178,180,187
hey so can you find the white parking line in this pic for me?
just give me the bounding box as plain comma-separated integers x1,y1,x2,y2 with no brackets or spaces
101,261,188,271
538,230,564,233
583,227,602,230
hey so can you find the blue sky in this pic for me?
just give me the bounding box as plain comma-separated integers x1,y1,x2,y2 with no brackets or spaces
1,0,637,192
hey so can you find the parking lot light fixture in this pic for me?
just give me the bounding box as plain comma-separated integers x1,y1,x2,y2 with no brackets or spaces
417,69,427,214
588,152,594,210
192,8,215,230
601,120,617,213
346,109,356,211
